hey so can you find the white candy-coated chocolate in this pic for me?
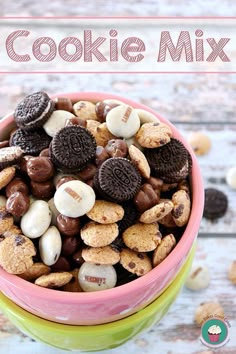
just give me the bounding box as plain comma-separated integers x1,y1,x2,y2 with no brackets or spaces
21,200,52,239
0,195,7,208
48,198,60,226
54,180,95,218
226,166,236,190
39,226,62,266
106,105,140,139
135,108,160,124
185,264,210,291
43,110,75,137
78,263,117,292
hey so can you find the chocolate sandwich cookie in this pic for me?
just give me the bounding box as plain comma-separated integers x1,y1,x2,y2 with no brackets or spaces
96,157,142,203
50,125,96,172
160,153,192,183
203,188,228,220
14,91,55,130
0,146,23,170
145,138,190,182
10,128,51,156
117,201,139,234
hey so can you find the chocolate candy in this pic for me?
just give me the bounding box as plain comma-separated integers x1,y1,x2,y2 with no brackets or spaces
61,236,80,256
95,101,119,122
30,180,55,199
56,214,80,236
105,139,128,158
54,180,95,218
95,146,109,167
78,262,117,292
6,191,30,217
54,97,73,112
26,157,55,182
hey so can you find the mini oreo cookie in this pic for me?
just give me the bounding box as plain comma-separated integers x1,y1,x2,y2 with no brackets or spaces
159,153,192,183
50,126,96,172
14,91,55,130
203,188,228,220
97,158,142,203
145,138,189,180
0,146,23,170
10,128,51,156
117,201,139,234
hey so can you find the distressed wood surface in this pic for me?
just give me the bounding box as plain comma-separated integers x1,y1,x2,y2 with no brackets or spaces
0,1,236,353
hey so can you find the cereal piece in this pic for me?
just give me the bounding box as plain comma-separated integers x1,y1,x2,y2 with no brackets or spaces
203,188,228,220
140,200,173,223
54,180,95,218
39,226,62,266
18,262,50,281
172,190,191,227
3,224,22,238
152,234,176,267
0,167,16,190
188,132,211,156
21,200,52,239
73,101,98,121
62,269,82,292
86,200,124,224
78,263,117,292
81,222,119,247
135,108,160,124
106,105,140,138
185,264,210,290
0,234,36,274
0,207,14,234
43,110,75,137
86,119,100,137
82,246,120,265
6,191,30,217
136,122,172,148
228,261,236,285
96,123,117,147
134,183,160,213
226,167,236,190
195,302,224,326
129,145,151,179
120,249,152,276
105,139,128,158
35,272,72,288
123,222,161,252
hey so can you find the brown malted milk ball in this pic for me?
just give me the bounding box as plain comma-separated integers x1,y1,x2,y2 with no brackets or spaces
27,157,55,182
105,139,128,158
62,236,80,256
195,302,224,326
54,97,73,112
6,191,30,217
56,214,80,237
30,180,55,199
95,146,109,167
188,132,211,156
56,176,77,189
5,177,29,197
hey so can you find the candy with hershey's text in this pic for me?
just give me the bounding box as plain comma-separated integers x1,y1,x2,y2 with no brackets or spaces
78,262,117,292
21,200,52,239
106,105,140,139
54,180,95,218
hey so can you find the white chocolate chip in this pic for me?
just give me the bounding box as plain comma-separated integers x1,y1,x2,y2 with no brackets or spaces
185,264,210,290
48,198,60,226
78,263,117,292
21,200,52,239
106,105,140,139
135,108,160,124
54,180,95,218
43,110,75,137
39,226,62,266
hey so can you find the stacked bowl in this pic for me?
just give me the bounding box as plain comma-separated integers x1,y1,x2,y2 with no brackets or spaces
0,93,204,351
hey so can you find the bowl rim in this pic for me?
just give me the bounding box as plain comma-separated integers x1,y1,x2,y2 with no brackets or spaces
0,244,195,333
0,91,204,304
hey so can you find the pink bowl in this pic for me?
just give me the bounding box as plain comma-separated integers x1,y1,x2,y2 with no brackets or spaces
0,92,204,325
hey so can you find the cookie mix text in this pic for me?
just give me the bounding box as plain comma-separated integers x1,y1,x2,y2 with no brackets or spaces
5,29,230,63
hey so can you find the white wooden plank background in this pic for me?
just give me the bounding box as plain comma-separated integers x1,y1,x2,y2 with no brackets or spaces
0,1,236,353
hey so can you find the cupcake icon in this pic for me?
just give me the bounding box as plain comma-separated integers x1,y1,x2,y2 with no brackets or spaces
208,324,221,342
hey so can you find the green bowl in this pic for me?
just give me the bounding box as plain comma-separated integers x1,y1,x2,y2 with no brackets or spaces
0,245,195,352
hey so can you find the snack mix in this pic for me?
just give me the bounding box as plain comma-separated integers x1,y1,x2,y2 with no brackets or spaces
0,92,192,292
